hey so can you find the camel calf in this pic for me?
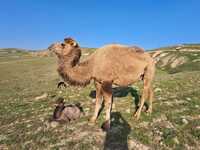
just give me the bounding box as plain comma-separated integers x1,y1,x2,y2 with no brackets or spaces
50,98,83,123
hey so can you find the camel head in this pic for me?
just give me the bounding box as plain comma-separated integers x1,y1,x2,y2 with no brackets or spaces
48,37,79,57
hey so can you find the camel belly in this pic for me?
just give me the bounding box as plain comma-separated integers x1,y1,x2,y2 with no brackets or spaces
113,72,143,86
93,67,144,86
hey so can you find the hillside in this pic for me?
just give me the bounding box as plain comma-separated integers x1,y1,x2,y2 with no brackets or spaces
149,44,200,73
0,46,200,149
0,48,29,57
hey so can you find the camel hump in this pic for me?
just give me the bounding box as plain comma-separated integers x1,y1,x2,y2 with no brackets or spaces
99,44,128,49
99,44,145,53
129,46,145,53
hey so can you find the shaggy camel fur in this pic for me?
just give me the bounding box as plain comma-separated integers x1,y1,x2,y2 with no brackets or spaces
50,98,83,123
48,37,155,129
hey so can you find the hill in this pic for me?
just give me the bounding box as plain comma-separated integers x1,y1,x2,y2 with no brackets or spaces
149,44,200,73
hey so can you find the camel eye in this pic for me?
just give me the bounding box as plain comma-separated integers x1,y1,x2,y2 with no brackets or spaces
61,43,65,48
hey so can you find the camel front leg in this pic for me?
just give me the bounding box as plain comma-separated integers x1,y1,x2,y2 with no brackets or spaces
90,82,103,124
101,82,112,130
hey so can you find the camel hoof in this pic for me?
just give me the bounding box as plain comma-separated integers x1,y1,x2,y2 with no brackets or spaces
88,117,96,125
135,115,140,120
133,111,138,117
146,109,152,114
133,112,140,120
101,120,110,132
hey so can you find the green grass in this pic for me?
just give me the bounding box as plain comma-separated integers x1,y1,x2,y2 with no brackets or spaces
0,49,200,149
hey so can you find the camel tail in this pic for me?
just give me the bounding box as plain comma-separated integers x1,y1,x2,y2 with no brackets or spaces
148,50,162,65
144,60,155,84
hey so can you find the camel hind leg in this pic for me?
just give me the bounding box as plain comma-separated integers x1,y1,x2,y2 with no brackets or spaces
134,62,155,120
146,61,155,114
134,79,150,120
146,87,154,114
101,82,112,130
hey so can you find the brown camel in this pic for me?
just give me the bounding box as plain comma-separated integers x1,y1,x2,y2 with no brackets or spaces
48,37,155,129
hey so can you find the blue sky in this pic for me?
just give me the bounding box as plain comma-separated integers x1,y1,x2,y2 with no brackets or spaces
0,0,200,50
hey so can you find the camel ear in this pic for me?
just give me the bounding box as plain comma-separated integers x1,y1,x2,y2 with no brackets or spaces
64,37,78,47
56,97,64,105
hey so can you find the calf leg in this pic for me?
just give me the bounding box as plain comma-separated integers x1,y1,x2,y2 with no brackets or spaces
134,62,155,119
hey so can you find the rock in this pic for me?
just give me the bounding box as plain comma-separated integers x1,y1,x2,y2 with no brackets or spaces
39,117,45,122
192,58,200,62
186,97,191,101
125,108,130,113
173,137,180,144
159,52,169,58
129,139,150,150
154,135,162,143
0,135,7,141
112,103,116,109
196,126,200,129
138,121,149,128
92,98,96,103
84,107,90,112
50,121,59,128
153,114,167,123
26,124,32,128
170,56,187,68
160,54,177,67
154,88,162,92
176,46,183,50
83,53,90,56
35,93,48,100
0,144,8,150
36,127,42,132
58,91,62,94
182,118,189,125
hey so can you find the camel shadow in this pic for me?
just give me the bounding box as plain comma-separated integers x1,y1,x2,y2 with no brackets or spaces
89,86,140,107
103,112,131,150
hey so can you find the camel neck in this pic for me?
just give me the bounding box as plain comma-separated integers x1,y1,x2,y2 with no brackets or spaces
57,50,92,87
58,49,81,68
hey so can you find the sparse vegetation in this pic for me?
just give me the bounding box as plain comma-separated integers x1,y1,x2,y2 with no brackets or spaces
0,47,200,149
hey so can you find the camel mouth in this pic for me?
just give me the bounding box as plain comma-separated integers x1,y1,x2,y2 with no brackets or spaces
48,43,63,54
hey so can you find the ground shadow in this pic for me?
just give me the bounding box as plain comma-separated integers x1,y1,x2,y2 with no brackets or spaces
89,86,140,107
103,112,131,150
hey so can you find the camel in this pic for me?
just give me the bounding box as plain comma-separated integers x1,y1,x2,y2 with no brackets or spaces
48,37,155,129
49,98,83,123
